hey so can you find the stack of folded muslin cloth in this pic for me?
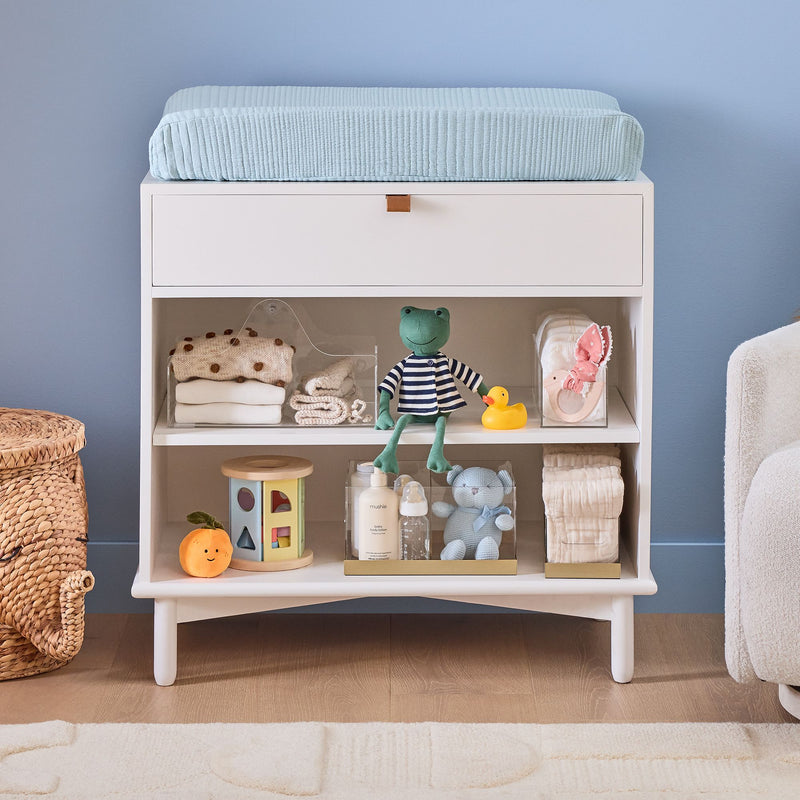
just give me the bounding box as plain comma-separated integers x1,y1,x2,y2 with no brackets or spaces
542,443,623,563
289,357,370,425
170,328,294,424
536,310,608,425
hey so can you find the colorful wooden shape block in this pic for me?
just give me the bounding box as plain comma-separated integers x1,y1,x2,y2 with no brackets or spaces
221,455,314,572
228,478,263,562
261,477,304,562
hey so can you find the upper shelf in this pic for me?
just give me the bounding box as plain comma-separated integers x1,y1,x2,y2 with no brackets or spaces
152,387,638,446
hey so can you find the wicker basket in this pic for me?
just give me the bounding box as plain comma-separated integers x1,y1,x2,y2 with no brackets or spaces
0,408,94,681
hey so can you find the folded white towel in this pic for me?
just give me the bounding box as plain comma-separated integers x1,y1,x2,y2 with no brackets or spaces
174,402,282,425
546,517,619,563
542,455,623,564
289,393,369,426
542,466,624,518
175,379,286,405
299,357,357,398
543,464,622,481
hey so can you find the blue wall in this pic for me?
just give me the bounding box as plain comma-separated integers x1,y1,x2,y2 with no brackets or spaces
3,1,799,613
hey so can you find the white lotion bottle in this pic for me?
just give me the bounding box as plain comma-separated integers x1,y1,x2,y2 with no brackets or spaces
349,461,374,558
358,469,400,560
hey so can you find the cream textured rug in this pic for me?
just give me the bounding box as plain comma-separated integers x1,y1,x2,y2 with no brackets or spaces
2,721,800,799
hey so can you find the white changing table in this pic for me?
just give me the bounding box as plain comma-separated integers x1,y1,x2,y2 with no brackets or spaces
133,173,656,685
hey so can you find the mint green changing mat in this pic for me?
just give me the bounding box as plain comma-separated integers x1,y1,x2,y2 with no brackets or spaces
149,86,643,182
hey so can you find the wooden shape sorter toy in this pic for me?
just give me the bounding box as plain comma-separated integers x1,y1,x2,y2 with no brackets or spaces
221,455,314,571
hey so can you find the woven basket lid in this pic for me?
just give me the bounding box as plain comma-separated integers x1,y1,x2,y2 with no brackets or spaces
0,408,85,469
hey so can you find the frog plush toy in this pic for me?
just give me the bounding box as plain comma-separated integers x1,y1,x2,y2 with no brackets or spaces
373,306,489,473
432,465,515,560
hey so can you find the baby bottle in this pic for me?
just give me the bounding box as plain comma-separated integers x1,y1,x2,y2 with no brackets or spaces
399,481,430,560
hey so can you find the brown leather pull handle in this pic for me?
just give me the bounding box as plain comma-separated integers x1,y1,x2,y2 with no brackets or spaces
386,194,411,212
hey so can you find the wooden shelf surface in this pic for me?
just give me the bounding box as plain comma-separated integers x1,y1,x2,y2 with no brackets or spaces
152,387,639,447
132,521,656,601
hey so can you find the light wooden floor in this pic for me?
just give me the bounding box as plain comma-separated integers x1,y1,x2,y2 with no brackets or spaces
0,613,794,724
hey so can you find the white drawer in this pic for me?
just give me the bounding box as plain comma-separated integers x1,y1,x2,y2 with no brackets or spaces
151,192,642,287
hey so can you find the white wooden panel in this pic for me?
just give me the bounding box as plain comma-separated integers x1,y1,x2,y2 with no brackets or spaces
152,193,642,287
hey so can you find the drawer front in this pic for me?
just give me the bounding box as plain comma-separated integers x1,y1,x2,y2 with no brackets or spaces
151,192,642,287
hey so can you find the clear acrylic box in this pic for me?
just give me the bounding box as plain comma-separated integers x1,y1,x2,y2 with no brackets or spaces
344,460,517,574
541,445,622,578
533,310,610,427
168,298,377,427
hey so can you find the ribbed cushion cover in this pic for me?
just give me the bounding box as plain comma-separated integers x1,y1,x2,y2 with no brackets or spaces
149,86,644,182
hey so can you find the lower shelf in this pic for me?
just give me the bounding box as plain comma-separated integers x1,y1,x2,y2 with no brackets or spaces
132,521,656,602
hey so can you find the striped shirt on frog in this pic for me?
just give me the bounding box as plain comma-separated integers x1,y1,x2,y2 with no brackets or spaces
378,353,483,416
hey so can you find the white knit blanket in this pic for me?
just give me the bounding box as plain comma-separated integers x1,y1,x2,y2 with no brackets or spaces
170,331,294,384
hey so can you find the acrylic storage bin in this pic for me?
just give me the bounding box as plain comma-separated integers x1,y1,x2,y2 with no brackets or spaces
168,298,377,428
344,460,517,575
534,310,611,427
541,445,622,578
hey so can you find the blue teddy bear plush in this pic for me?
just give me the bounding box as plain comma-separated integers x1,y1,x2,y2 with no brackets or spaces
431,465,515,560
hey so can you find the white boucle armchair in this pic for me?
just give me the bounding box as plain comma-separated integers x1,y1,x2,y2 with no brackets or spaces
725,320,800,718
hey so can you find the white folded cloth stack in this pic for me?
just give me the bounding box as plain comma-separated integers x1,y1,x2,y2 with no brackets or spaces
289,357,370,426
174,380,286,424
169,327,294,425
542,443,623,563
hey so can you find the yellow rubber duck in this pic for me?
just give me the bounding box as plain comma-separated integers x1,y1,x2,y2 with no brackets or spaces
481,386,528,430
